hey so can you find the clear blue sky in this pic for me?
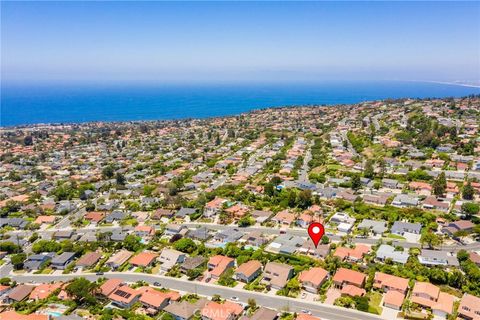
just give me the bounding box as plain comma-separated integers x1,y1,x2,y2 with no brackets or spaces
1,1,479,83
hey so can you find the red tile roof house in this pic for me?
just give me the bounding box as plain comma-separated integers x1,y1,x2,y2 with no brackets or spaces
374,272,409,310
333,245,370,263
207,255,235,280
109,285,141,308
84,211,105,224
332,268,366,290
234,260,262,283
100,278,124,297
296,213,314,228
298,267,329,293
204,197,227,218
129,252,158,268
271,210,295,226
383,290,406,310
33,215,57,225
458,293,480,320
225,204,250,220
137,287,181,315
411,282,455,319
201,301,244,320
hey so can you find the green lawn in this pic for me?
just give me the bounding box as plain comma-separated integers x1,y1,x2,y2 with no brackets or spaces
384,233,406,241
368,291,383,315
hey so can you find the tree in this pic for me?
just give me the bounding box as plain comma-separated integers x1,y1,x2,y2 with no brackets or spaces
463,181,475,200
247,298,257,310
297,190,312,209
351,175,361,191
101,165,114,179
173,238,196,254
432,172,446,197
462,202,479,219
66,277,97,305
420,231,442,249
115,172,126,186
11,253,26,270
364,160,374,179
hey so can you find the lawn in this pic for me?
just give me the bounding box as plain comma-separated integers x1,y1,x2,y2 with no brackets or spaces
368,291,383,315
384,233,406,241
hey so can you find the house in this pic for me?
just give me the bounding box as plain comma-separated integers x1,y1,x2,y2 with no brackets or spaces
84,211,105,224
109,285,141,308
164,298,209,320
175,207,197,219
373,272,409,295
30,283,63,300
265,234,304,255
382,178,400,189
271,210,295,226
333,245,370,262
134,225,155,238
240,231,268,247
363,193,390,206
357,219,387,235
100,278,123,296
0,311,48,320
442,220,475,236
158,248,186,271
105,211,127,223
50,252,76,269
138,288,180,314
201,301,243,320
411,282,455,318
383,290,406,310
23,253,55,271
76,252,102,269
392,194,419,208
245,307,278,320
207,255,235,280
418,249,459,267
422,196,451,212
234,260,262,283
391,221,422,235
165,224,188,236
129,252,158,268
180,256,206,274
296,213,314,228
33,215,57,225
458,293,480,320
332,268,366,289
262,262,294,290
251,210,272,223
105,250,133,270
299,242,330,259
204,197,226,217
376,244,409,264
187,227,211,241
53,230,75,241
298,267,329,293
5,285,34,303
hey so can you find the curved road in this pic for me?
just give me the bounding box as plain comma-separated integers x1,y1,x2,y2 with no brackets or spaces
11,272,382,320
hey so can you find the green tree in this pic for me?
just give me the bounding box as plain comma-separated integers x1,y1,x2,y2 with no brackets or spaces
420,231,442,249
297,190,313,209
11,253,26,270
102,165,115,179
173,238,196,254
364,160,374,179
351,175,361,191
432,172,447,197
66,277,98,305
463,181,475,200
115,172,126,186
462,202,479,219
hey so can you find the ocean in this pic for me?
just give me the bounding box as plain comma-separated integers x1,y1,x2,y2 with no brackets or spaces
1,81,479,127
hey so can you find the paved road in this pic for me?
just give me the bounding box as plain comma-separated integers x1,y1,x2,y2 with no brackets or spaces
11,272,382,320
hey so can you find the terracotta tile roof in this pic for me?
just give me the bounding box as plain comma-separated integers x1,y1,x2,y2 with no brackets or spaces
373,272,409,293
30,283,63,300
332,268,366,288
129,252,158,267
383,290,405,308
109,285,140,305
341,284,366,297
208,255,234,277
298,267,329,287
100,278,123,296
458,293,480,319
84,211,105,222
0,311,48,320
296,314,322,320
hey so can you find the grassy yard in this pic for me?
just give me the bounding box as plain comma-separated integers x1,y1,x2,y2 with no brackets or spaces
368,291,383,315
384,233,406,241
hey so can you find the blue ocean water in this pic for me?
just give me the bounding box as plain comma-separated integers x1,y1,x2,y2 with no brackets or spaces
1,81,479,127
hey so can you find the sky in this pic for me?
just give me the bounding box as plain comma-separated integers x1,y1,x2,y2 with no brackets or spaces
1,1,479,83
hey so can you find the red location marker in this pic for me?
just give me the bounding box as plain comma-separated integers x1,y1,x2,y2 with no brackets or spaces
308,222,325,248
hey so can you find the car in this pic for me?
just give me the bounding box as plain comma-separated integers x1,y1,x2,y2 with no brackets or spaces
300,310,312,315
231,296,239,301
153,282,161,286
96,272,104,275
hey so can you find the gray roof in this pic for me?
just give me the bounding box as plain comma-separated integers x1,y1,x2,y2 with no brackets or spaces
376,244,409,264
391,221,422,234
51,252,76,265
357,219,387,234
176,207,197,217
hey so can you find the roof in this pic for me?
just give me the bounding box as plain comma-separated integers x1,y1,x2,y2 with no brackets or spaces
235,260,262,278
298,267,329,287
51,252,76,265
29,283,62,300
341,284,366,297
76,252,102,267
374,272,409,292
263,262,294,288
332,268,366,287
0,311,48,320
7,284,34,301
109,285,140,305
334,245,370,261
384,290,405,308
296,314,321,320
107,250,133,266
100,278,123,296
248,307,278,320
208,255,234,277
164,298,209,319
458,293,480,319
139,289,171,308
129,252,158,267
201,301,243,320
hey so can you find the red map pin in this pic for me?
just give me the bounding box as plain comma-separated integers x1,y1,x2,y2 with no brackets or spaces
308,222,325,248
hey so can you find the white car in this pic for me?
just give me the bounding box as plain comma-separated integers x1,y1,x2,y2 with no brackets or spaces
301,310,312,315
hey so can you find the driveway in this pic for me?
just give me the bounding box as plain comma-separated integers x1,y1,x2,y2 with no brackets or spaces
325,288,341,305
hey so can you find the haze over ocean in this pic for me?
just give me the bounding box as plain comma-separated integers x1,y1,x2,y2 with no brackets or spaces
1,81,479,127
